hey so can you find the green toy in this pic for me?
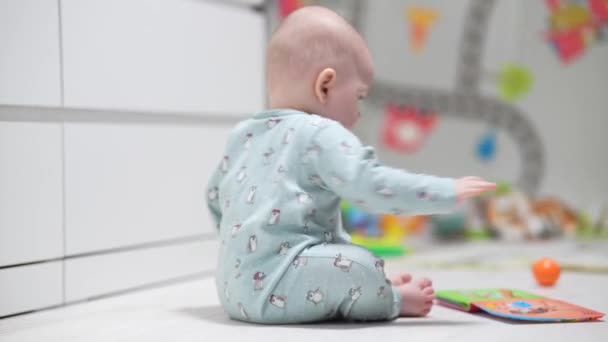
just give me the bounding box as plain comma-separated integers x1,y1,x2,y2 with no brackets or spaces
498,64,533,102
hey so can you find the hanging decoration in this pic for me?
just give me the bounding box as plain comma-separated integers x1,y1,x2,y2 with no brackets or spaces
405,6,439,53
545,0,608,64
381,104,438,154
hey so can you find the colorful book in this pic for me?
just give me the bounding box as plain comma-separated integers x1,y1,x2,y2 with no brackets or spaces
437,289,604,322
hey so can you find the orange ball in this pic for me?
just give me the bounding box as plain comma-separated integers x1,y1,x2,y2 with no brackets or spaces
532,258,561,286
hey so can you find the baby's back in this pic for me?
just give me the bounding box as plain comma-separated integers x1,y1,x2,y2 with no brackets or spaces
212,110,349,309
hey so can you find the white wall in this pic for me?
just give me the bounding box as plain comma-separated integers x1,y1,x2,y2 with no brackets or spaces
518,1,608,213
354,0,608,213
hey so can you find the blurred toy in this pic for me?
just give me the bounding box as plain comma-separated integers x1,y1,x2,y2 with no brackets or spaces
532,258,561,287
341,201,426,257
484,183,577,240
463,197,492,240
341,201,381,236
532,198,578,236
486,189,543,240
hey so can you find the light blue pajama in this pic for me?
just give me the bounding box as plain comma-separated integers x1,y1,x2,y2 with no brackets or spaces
206,109,456,324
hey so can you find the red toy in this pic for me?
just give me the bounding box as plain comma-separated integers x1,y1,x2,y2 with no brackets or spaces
381,104,437,154
533,258,561,286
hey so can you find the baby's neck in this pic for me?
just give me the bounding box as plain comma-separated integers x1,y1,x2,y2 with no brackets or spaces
268,102,314,115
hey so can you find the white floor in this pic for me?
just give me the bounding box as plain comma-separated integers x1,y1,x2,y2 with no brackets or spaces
1,242,607,342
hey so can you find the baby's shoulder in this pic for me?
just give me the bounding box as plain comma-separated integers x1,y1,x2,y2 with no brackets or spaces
295,114,343,137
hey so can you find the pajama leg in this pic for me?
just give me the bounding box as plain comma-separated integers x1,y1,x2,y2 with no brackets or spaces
257,243,401,324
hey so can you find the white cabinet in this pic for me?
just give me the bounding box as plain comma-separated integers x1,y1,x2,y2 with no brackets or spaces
65,239,217,302
0,122,63,267
0,261,63,317
61,0,265,115
64,123,230,255
0,0,62,107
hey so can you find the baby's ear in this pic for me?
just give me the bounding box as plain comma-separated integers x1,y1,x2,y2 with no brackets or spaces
314,68,336,104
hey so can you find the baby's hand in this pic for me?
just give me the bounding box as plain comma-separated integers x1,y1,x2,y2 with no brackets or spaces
455,177,496,202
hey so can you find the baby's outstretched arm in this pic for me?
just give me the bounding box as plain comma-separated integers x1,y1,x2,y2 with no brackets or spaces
309,121,495,215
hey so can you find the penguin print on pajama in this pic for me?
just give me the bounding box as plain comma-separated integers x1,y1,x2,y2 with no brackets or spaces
263,148,275,165
377,286,388,298
277,242,290,256
309,174,325,188
302,221,311,234
253,272,265,291
301,144,321,164
268,209,281,225
296,192,313,205
324,231,333,242
375,259,385,275
231,223,242,238
246,186,257,205
283,128,295,145
236,167,247,183
234,259,242,279
306,288,324,305
208,187,218,201
416,189,429,200
376,182,394,197
273,165,287,183
292,256,308,268
221,156,229,173
349,287,362,302
266,118,282,129
269,295,287,309
417,188,437,201
339,141,355,155
244,133,253,149
247,235,257,253
333,254,352,272
302,207,316,233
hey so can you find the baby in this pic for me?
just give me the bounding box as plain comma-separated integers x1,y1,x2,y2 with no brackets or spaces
206,6,495,324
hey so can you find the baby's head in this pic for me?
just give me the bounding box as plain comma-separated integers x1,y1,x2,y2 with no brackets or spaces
266,6,373,129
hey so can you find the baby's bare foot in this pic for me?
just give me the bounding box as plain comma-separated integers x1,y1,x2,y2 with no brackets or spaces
389,273,412,286
398,277,435,317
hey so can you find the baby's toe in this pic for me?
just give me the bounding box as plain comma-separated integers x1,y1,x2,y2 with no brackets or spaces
399,273,413,284
390,273,413,286
416,277,432,289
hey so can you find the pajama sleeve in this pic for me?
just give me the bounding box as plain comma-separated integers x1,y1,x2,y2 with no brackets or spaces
309,121,456,216
206,164,223,231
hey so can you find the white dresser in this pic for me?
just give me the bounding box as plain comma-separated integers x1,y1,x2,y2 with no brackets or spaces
0,0,265,317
